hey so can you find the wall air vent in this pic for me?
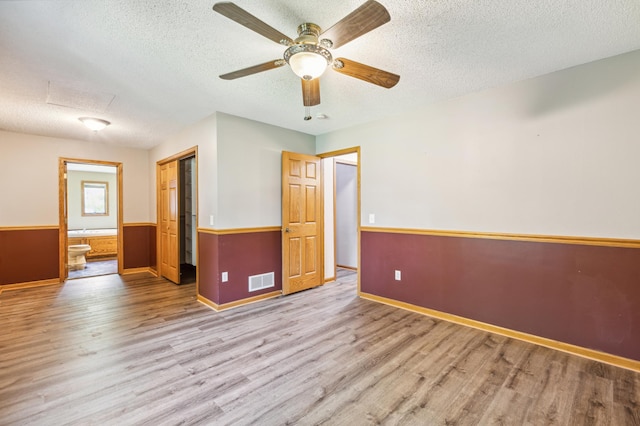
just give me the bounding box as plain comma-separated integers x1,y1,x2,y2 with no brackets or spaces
248,272,275,292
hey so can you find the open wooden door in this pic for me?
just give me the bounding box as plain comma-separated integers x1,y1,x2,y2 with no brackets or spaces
160,160,180,283
59,160,69,281
282,151,323,295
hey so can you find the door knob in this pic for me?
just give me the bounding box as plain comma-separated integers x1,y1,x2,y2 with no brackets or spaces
285,227,290,233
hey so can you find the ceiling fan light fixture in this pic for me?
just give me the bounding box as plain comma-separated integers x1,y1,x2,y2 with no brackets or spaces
284,44,332,81
79,117,110,131
213,2,399,113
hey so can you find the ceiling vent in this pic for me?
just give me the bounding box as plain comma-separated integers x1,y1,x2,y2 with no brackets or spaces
46,81,115,112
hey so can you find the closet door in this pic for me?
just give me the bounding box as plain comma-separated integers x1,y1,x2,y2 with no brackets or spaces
160,160,180,283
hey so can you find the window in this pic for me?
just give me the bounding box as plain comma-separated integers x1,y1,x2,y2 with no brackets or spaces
82,181,108,216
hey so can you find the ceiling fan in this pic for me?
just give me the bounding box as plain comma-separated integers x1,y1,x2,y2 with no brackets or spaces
212,1,400,119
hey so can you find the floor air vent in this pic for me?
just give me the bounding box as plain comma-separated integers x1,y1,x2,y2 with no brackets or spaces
248,272,275,292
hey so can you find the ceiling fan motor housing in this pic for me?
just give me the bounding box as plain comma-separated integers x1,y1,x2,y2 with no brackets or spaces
296,23,321,39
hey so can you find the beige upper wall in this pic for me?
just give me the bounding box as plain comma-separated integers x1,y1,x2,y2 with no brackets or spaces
5,49,640,237
148,112,315,229
317,49,640,239
0,130,150,227
216,112,315,229
1,111,312,231
149,113,217,228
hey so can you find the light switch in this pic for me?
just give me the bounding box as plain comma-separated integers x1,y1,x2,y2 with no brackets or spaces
221,272,228,282
369,213,375,224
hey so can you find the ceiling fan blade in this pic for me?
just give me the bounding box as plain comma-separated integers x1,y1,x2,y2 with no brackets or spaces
333,58,399,88
213,2,293,46
302,78,320,107
319,0,390,49
219,59,286,80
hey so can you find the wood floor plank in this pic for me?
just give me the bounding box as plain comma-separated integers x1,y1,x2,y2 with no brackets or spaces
440,336,530,425
1,270,639,425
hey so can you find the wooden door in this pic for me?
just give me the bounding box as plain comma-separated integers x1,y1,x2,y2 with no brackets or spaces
282,152,323,295
61,162,69,280
160,160,180,283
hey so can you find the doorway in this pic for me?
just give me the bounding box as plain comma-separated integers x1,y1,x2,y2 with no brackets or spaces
157,148,198,286
334,157,358,270
179,156,197,284
319,149,360,290
58,158,123,281
280,148,360,296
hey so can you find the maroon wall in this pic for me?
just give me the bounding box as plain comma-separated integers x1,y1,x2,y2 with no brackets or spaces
361,231,640,361
198,230,282,306
0,228,59,285
122,225,156,270
218,231,282,304
198,232,220,304
149,227,157,271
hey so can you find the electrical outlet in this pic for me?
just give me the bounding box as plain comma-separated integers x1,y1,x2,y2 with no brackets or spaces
221,272,228,282
394,270,401,281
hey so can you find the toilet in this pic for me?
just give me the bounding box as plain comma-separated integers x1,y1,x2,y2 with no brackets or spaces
68,244,92,270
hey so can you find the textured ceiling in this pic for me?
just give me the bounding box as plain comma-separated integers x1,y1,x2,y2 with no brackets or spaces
1,1,639,149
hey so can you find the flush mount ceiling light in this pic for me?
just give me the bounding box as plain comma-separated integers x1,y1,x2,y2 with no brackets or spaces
78,117,110,131
213,1,400,120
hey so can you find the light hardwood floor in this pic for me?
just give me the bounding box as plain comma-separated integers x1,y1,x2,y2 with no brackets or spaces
1,271,638,425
